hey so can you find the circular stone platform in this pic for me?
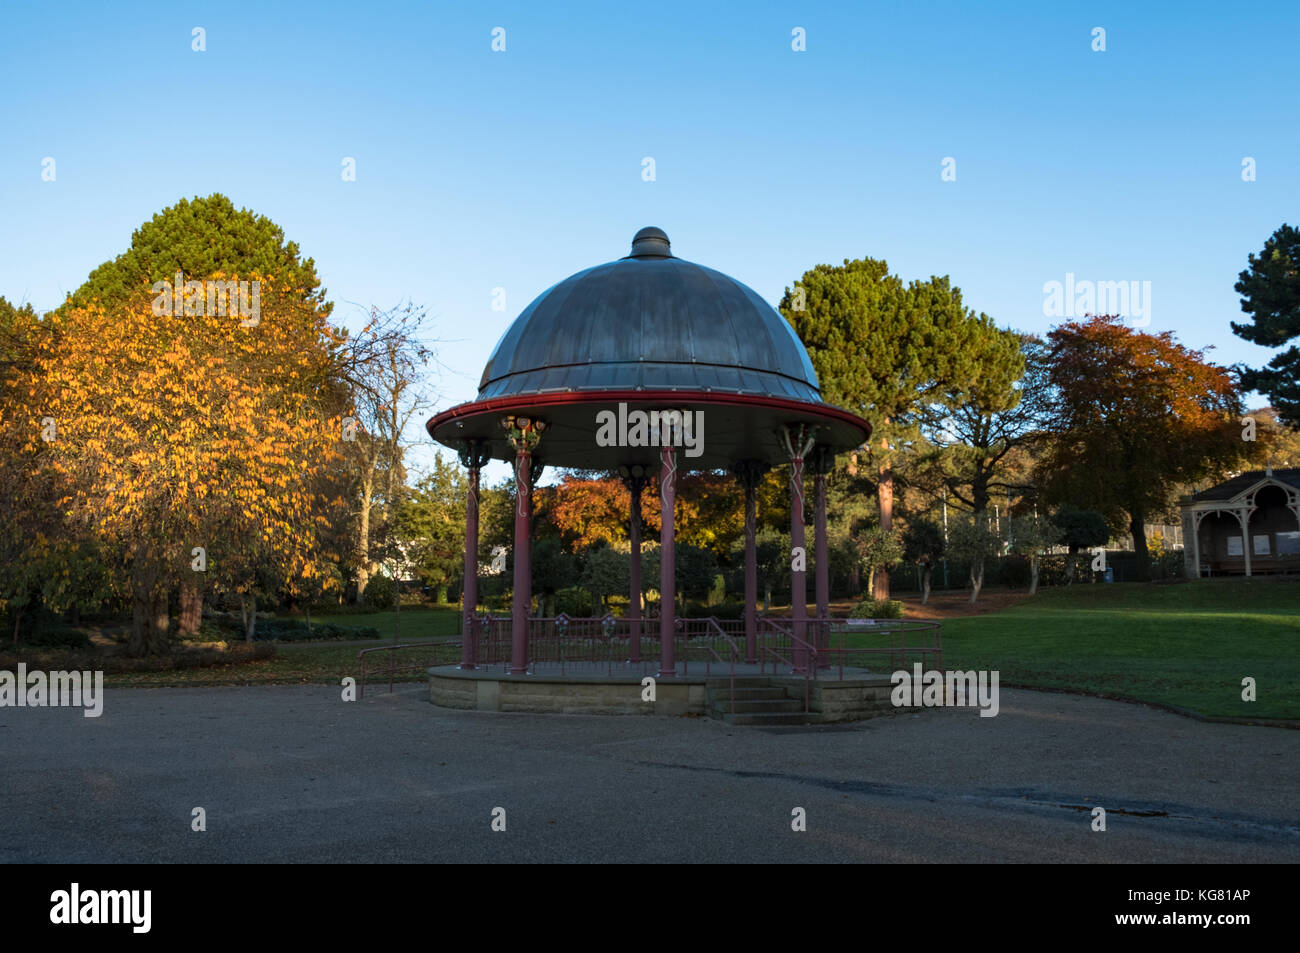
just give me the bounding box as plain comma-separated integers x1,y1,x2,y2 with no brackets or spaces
428,663,899,723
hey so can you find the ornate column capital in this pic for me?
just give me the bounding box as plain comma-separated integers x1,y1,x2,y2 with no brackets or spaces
457,438,492,470
618,463,650,495
730,458,770,491
808,443,835,477
779,423,819,462
502,414,547,453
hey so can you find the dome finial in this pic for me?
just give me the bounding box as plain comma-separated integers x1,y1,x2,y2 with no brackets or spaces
628,226,672,259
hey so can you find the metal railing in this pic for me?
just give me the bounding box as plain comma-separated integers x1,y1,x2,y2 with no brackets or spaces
757,616,813,712
358,639,460,699
381,614,942,716
821,618,943,678
702,617,741,715
458,614,751,678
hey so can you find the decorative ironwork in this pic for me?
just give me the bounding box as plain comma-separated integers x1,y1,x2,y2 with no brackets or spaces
457,438,492,471
504,417,546,518
502,414,546,453
808,443,835,476
780,423,818,510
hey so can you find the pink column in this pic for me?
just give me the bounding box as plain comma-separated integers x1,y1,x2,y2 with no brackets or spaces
790,452,808,673
732,460,767,664
458,441,490,669
504,417,544,675
623,470,646,664
511,449,532,675
783,425,815,674
658,444,677,678
814,457,830,670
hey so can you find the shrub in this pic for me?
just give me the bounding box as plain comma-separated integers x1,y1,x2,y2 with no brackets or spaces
998,555,1032,589
848,598,905,619
554,587,595,617
684,599,746,619
21,626,92,650
362,576,398,610
304,602,381,616
252,618,380,642
705,600,746,620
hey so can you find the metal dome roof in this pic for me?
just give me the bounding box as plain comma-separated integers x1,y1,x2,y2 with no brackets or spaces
477,228,821,402
427,228,870,470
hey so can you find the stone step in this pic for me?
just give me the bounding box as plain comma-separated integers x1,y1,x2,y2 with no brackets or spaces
704,677,776,689
710,698,806,714
706,687,789,701
717,711,823,726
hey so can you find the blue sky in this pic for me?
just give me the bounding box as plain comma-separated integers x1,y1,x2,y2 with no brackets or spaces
2,1,1296,479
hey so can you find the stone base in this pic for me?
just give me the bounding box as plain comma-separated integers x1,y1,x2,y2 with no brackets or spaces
428,665,903,722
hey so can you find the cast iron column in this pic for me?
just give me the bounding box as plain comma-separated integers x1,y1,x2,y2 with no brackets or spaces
731,460,769,664
621,466,648,664
783,424,816,674
658,443,677,678
811,445,833,670
458,440,492,669
504,416,545,675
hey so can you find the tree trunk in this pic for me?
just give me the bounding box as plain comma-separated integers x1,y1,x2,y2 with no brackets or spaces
1065,546,1077,585
874,463,893,600
129,571,170,657
151,587,169,648
240,592,258,642
969,557,984,603
179,580,203,637
1130,509,1150,582
848,564,860,595
1029,554,1040,596
763,583,771,611
920,564,932,605
356,470,375,604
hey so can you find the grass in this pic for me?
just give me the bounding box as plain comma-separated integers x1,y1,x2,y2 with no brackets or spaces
16,586,1299,721
302,605,462,641
82,605,464,688
877,579,1299,721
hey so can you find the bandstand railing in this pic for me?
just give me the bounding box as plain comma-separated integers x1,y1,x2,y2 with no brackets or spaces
451,612,942,715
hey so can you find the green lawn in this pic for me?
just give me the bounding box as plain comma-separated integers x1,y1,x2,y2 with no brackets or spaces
97,605,463,688
303,605,463,641
905,580,1298,721
75,586,1300,721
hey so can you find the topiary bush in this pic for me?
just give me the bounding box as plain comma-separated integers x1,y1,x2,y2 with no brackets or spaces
362,575,398,610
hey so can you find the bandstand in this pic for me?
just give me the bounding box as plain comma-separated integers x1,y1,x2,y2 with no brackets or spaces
424,228,941,723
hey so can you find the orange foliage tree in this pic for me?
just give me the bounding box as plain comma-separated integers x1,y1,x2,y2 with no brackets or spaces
1037,314,1253,580
31,276,348,654
545,470,750,558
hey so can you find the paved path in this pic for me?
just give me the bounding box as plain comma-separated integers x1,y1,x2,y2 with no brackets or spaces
2,685,1296,863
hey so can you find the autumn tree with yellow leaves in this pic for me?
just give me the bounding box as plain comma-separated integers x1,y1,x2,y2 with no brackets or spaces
32,277,349,654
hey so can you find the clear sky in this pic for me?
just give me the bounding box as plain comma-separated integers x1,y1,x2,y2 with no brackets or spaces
3,0,1296,481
